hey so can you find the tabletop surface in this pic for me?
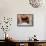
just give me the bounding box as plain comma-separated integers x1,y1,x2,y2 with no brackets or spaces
1,39,46,43
10,40,46,43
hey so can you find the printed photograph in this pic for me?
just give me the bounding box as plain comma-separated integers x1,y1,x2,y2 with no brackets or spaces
17,14,33,26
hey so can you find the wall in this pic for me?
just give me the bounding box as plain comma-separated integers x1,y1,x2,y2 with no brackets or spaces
0,0,46,40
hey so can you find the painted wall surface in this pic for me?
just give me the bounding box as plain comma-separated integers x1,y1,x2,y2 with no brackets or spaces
0,0,46,40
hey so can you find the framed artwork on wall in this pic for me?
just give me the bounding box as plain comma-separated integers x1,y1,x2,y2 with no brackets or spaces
17,14,33,26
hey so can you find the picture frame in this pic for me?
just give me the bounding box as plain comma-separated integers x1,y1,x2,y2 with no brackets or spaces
17,14,33,26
